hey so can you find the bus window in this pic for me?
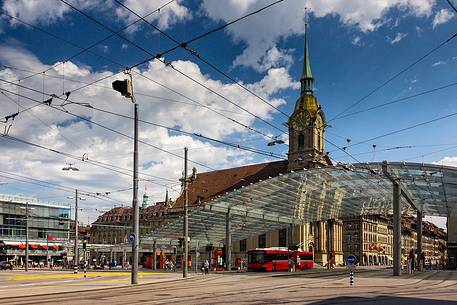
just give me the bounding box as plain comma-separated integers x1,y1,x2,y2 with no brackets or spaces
300,254,313,261
248,252,264,264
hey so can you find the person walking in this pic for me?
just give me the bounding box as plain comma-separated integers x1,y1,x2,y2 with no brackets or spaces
204,259,209,275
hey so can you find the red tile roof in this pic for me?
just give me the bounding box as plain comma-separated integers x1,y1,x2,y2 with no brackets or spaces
172,160,288,209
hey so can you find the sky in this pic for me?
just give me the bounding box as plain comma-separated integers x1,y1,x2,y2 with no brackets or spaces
0,0,455,228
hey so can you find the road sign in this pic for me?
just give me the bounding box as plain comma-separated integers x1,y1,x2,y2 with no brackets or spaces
346,255,357,270
129,233,136,243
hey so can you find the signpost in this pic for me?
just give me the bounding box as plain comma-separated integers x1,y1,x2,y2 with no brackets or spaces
129,233,136,243
346,255,357,286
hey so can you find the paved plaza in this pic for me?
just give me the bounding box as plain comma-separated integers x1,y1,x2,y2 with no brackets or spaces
0,268,455,304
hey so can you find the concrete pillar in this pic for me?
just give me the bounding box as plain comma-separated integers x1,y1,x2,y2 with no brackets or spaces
225,209,231,271
417,210,423,271
152,240,157,271
393,183,401,276
448,210,457,269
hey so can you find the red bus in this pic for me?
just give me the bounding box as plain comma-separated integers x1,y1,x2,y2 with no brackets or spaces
247,248,313,271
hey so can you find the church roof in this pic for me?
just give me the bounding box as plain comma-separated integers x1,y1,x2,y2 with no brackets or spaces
172,160,289,209
293,94,320,114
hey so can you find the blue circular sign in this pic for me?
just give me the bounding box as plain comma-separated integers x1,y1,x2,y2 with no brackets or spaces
347,255,357,265
129,233,136,242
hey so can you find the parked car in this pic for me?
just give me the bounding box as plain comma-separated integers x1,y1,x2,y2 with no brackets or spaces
0,261,13,270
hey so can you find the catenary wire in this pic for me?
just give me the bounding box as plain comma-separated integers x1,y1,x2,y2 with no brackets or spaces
114,0,290,118
0,78,286,159
328,29,457,122
58,0,288,139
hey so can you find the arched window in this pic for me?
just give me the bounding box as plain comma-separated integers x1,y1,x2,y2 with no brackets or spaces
298,133,305,148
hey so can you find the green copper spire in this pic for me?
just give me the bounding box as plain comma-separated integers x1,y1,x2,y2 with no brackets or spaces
301,16,313,94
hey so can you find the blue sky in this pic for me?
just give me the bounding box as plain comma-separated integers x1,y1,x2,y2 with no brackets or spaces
0,0,454,227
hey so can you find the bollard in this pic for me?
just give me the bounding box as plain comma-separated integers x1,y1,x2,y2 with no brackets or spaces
349,270,354,286
74,266,78,274
84,264,87,278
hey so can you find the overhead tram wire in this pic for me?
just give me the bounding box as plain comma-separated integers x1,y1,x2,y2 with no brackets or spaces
113,0,290,118
2,14,284,143
58,0,288,139
331,80,457,121
0,86,216,171
328,28,457,123
2,64,252,117
0,78,286,160
0,134,175,188
328,110,457,154
0,170,126,205
1,0,177,84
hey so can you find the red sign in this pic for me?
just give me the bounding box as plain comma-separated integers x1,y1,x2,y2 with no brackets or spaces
47,236,57,241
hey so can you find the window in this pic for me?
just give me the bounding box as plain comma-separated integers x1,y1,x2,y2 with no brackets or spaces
240,239,247,252
298,133,305,148
258,234,266,248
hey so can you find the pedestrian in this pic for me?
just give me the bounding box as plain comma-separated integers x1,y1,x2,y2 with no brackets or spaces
204,259,209,274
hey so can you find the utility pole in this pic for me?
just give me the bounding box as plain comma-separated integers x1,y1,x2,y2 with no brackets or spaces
132,102,139,285
183,147,189,278
112,75,139,285
74,189,79,274
25,201,29,272
46,232,49,269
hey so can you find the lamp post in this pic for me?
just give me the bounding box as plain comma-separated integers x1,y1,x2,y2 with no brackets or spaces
112,76,139,285
63,165,83,273
25,201,29,272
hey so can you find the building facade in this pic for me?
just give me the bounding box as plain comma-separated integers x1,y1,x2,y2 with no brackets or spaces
0,194,70,265
342,215,446,266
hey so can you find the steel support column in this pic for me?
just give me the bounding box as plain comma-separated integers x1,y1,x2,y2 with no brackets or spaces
288,223,294,248
393,182,402,276
417,210,423,271
225,209,231,271
152,240,157,271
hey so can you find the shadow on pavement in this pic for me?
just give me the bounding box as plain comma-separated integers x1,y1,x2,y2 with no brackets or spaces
304,296,455,304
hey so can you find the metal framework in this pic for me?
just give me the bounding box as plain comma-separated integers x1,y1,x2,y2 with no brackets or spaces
143,162,456,248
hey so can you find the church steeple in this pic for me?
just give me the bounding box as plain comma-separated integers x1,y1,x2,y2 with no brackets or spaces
287,8,330,171
301,11,313,94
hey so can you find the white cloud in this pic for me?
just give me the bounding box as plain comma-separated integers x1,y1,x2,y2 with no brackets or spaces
121,43,128,49
1,0,102,26
431,60,445,67
351,36,363,46
200,0,435,70
115,0,191,32
433,8,454,28
0,46,296,221
434,156,457,167
388,32,408,44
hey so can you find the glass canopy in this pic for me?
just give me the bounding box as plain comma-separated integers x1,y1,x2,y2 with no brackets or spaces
144,162,456,245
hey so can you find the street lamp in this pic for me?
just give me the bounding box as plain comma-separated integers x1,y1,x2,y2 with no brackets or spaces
66,192,85,273
112,75,139,285
62,164,84,273
62,163,79,171
267,137,285,146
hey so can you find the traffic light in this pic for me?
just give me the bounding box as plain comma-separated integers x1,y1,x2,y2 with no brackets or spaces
83,240,87,250
112,79,132,98
178,237,184,248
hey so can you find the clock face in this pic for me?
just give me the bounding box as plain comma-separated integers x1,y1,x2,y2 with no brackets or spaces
292,112,311,131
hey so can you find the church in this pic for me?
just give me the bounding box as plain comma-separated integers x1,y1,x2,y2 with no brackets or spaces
170,24,344,266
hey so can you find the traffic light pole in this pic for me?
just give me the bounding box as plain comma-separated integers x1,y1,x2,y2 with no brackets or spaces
74,189,79,274
131,102,139,285
183,147,189,278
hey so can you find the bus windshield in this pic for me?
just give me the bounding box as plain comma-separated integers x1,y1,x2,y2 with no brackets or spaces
248,251,264,264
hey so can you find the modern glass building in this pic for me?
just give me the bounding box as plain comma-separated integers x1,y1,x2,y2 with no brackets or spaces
0,194,70,264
